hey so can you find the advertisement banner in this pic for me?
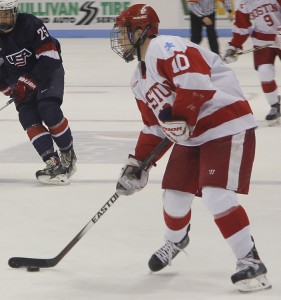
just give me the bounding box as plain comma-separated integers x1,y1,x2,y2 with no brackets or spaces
17,0,234,37
18,0,130,29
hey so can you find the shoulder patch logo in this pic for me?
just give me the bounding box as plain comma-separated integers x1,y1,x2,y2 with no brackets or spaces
165,42,175,51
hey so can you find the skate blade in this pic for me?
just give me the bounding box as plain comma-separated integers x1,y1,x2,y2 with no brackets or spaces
37,174,70,186
235,274,272,293
66,165,77,179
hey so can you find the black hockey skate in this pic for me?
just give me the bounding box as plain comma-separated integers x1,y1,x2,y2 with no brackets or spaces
265,97,280,126
36,156,70,185
60,149,77,178
148,225,190,272
231,240,271,293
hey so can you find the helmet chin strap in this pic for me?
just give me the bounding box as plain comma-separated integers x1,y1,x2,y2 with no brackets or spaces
123,25,151,63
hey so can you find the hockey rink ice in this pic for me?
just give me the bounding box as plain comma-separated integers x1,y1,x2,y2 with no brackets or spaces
0,38,280,300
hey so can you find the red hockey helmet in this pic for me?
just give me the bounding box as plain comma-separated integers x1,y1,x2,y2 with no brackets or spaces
115,4,160,38
111,4,160,62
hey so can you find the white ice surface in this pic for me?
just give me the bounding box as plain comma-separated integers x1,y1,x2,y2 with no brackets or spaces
0,38,280,300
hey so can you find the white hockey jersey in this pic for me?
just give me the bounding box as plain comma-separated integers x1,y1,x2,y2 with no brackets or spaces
231,0,281,48
131,36,257,161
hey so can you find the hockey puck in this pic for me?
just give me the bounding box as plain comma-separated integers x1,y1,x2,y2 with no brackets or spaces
27,266,40,272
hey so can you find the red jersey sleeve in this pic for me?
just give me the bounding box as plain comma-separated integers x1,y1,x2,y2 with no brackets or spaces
230,10,251,48
156,47,215,127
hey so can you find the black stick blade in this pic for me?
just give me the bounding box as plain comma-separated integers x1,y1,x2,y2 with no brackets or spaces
8,257,57,268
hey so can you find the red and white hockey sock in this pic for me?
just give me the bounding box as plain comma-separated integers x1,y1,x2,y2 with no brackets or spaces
162,189,194,243
215,205,254,259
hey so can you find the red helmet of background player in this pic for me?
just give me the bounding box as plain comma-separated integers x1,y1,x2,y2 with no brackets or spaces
110,4,160,62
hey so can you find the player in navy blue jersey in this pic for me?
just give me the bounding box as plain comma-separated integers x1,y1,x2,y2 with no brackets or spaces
0,0,77,185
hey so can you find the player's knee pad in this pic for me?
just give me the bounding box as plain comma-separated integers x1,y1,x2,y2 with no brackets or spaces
258,64,275,82
163,189,194,217
18,105,41,130
202,186,239,216
37,97,64,127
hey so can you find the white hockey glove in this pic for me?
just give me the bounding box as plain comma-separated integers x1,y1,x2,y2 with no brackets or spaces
275,26,281,49
159,119,189,143
116,156,151,196
223,44,239,64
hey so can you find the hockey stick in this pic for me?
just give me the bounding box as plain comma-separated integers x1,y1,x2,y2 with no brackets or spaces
0,98,15,111
8,137,170,269
234,43,273,56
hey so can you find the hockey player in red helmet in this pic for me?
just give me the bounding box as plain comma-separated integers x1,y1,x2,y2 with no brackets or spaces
111,3,271,293
111,4,159,62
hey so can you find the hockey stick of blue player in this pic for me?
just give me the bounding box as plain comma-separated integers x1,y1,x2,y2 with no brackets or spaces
8,137,170,269
234,43,273,56
0,98,15,111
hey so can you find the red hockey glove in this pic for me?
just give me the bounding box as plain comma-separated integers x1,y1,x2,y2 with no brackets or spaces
0,85,11,96
12,75,37,101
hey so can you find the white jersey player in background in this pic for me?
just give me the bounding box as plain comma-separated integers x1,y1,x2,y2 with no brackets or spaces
110,3,271,293
224,0,281,125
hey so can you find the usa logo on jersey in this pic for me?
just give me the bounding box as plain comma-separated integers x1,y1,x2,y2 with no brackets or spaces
6,49,32,67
